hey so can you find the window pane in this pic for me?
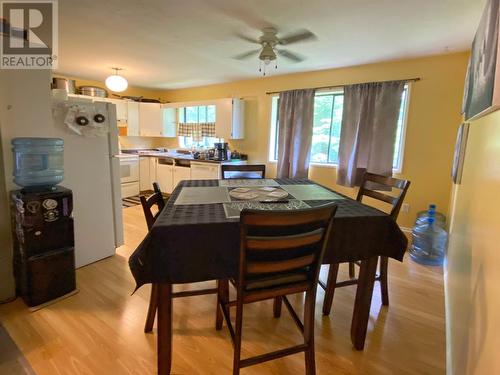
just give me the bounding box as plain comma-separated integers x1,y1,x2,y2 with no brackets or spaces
198,106,207,123
207,105,216,122
311,95,333,163
393,89,407,169
185,106,198,123
328,95,343,164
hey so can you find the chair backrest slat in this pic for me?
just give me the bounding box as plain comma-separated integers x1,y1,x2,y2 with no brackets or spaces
140,182,166,230
246,229,324,251
239,203,337,293
356,172,410,219
221,164,266,179
247,254,316,275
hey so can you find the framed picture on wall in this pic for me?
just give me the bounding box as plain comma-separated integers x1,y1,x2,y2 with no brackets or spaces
463,0,500,121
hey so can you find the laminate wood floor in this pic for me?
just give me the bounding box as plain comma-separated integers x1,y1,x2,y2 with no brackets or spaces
0,205,445,375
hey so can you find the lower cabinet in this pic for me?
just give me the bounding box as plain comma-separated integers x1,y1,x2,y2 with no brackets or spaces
156,162,174,194
139,157,150,192
190,162,220,180
173,165,191,189
148,157,157,188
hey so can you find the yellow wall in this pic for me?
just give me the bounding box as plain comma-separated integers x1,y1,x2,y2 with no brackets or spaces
446,111,500,375
163,52,469,228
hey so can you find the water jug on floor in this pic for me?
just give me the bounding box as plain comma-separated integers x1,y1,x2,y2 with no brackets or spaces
415,204,446,228
409,217,448,266
12,138,64,191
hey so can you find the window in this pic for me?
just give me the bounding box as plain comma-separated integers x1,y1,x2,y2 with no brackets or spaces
269,86,410,171
178,105,219,148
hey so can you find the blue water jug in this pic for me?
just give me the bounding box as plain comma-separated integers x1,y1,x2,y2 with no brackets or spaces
415,204,446,228
12,137,64,190
409,217,448,266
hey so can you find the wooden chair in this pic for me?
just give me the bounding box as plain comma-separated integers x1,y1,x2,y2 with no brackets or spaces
221,164,266,179
217,203,337,375
321,172,410,316
140,182,220,333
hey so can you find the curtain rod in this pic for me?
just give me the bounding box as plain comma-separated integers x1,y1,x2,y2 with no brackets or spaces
265,77,421,95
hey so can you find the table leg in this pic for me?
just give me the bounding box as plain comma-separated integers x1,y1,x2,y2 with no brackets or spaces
351,256,378,350
158,283,173,375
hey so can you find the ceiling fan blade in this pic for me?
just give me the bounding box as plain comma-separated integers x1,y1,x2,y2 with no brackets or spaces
276,49,305,63
278,30,316,45
235,33,260,44
233,49,261,60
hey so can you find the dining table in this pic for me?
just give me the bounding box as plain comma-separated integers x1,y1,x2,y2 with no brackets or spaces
129,178,408,375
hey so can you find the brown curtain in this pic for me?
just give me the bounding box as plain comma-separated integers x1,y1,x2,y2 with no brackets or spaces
276,89,315,178
337,81,405,187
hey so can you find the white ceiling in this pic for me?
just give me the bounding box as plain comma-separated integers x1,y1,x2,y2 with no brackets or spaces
56,0,486,89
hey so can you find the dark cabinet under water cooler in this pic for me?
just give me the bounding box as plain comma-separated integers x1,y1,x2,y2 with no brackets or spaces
11,186,76,307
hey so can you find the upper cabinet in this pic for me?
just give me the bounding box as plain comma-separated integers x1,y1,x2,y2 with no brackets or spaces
161,104,177,138
214,98,245,140
127,101,140,136
139,103,163,137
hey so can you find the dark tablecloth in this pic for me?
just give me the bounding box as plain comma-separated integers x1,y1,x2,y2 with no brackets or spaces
129,179,407,289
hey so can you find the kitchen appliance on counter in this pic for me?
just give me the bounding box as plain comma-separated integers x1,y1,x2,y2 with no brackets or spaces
214,142,229,161
11,187,76,307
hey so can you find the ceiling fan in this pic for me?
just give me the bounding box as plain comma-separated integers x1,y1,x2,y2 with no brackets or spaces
233,27,317,75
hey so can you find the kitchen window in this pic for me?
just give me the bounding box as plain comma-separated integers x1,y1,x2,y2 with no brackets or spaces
269,85,410,172
178,105,219,148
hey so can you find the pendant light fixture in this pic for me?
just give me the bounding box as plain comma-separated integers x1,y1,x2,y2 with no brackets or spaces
105,68,128,92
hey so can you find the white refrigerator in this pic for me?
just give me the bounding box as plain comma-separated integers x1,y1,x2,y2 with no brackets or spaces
0,69,123,270
52,98,124,267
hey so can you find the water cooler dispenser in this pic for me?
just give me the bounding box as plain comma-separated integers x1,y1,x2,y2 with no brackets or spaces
11,187,76,307
10,138,76,307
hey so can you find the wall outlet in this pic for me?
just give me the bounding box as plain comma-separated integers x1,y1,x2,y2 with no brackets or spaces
401,203,410,213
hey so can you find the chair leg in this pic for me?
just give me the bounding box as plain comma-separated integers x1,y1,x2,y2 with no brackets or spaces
379,256,389,306
273,296,282,318
144,283,158,333
233,299,244,375
304,289,316,375
216,280,229,330
322,263,339,316
349,262,356,278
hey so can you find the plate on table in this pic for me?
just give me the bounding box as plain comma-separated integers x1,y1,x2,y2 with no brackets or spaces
267,189,289,199
229,191,259,200
232,187,251,193
259,187,277,192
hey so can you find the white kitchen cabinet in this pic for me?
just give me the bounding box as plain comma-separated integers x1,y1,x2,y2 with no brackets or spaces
139,103,163,137
127,101,140,136
139,157,150,191
173,165,191,189
94,98,128,122
161,104,177,138
190,162,220,180
149,157,158,188
214,98,245,140
156,162,174,194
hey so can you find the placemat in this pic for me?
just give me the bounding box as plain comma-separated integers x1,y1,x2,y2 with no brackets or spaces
223,199,310,218
219,179,280,187
281,184,346,200
174,186,230,205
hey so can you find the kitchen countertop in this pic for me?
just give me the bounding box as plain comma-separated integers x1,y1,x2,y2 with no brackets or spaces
121,149,248,165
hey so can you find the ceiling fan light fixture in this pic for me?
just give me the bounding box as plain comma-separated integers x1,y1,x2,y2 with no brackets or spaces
105,68,128,92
